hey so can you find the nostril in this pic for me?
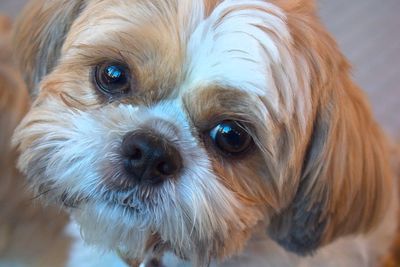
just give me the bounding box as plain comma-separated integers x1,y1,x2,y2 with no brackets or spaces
156,161,177,176
128,147,142,160
123,158,134,173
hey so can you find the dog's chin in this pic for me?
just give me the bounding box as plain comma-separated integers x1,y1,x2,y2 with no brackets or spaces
100,182,170,214
71,196,156,258
66,173,253,264
67,180,182,258
69,181,170,223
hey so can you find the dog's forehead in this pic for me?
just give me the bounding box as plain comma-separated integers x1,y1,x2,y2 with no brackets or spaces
63,0,290,105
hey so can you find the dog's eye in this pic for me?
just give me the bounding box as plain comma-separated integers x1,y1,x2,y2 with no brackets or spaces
94,62,130,95
209,121,252,156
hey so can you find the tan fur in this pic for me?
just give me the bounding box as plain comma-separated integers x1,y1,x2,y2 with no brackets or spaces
0,16,73,267
268,1,393,247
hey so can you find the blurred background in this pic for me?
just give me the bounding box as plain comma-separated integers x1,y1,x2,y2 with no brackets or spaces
0,0,399,137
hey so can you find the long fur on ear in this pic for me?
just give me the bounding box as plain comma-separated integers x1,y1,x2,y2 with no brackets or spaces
13,0,87,98
268,4,393,255
270,0,316,14
270,87,393,254
0,16,29,178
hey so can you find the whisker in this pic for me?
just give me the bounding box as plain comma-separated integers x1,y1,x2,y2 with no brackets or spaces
28,188,54,201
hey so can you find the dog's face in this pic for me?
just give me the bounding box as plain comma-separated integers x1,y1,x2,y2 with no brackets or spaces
12,0,392,264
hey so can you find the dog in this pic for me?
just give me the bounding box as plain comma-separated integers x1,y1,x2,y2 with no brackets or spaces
9,0,400,266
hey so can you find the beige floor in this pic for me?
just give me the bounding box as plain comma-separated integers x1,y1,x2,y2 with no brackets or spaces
1,0,399,137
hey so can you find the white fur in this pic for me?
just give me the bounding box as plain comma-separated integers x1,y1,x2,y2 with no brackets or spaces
182,0,312,130
185,1,292,111
65,222,128,267
15,98,245,261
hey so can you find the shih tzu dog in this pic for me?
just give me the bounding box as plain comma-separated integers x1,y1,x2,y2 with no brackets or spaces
9,0,400,266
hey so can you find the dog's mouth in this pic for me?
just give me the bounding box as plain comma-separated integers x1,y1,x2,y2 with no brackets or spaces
58,190,152,215
101,191,145,212
93,183,168,213
39,172,169,215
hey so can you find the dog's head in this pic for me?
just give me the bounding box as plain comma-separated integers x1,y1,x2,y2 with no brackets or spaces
12,0,393,264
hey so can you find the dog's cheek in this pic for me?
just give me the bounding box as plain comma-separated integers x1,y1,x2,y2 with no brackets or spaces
12,98,106,199
12,106,58,193
179,158,268,262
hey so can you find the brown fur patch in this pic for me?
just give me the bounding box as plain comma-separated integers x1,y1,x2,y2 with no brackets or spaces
269,1,393,253
0,16,72,266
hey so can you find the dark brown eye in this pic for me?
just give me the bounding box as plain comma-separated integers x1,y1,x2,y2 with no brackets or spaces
209,121,253,156
94,62,130,95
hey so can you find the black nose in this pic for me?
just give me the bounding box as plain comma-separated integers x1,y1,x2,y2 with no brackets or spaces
121,131,182,184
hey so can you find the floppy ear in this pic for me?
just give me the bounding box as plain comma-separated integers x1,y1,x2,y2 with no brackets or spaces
269,0,316,14
268,7,393,255
269,86,392,254
13,0,87,98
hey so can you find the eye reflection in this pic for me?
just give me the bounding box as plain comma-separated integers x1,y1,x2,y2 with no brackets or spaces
209,121,253,156
93,62,131,96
